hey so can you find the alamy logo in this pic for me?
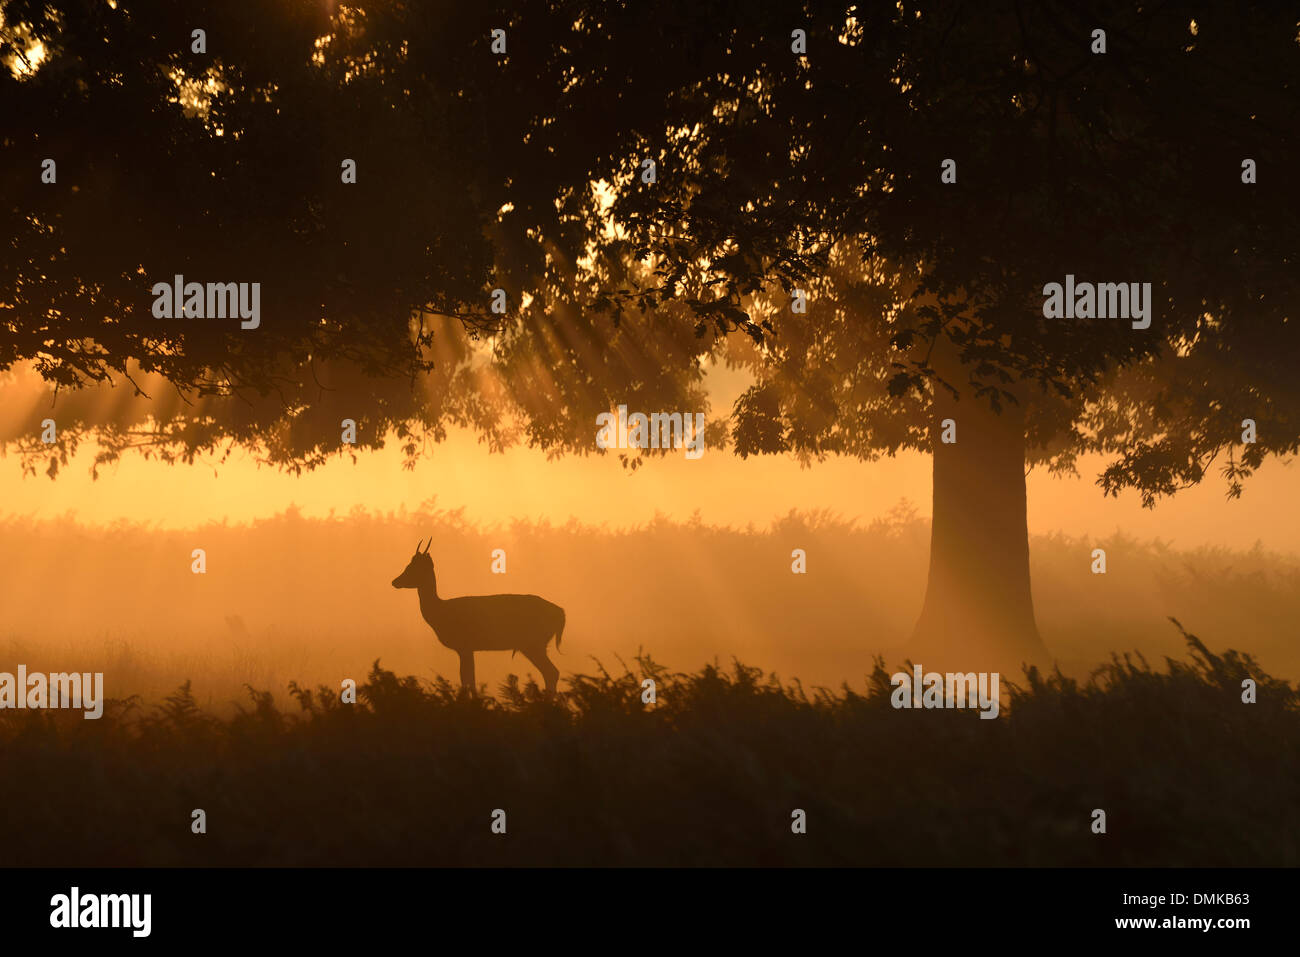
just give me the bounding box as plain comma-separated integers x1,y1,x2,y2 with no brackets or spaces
1042,274,1152,329
890,665,1001,719
596,405,706,459
151,274,261,329
0,666,104,719
50,887,151,937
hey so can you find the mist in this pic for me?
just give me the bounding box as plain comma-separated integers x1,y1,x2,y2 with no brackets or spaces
2,504,1295,714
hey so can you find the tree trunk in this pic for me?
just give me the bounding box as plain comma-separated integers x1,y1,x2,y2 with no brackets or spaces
909,344,1051,675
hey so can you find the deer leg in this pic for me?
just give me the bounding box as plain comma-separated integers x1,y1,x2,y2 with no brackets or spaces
522,647,559,695
457,650,477,697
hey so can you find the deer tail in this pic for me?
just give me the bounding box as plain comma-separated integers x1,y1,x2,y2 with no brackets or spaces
554,606,565,654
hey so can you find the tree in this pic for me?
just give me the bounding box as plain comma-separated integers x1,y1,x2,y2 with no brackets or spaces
3,1,1296,671
590,0,1300,669
0,0,715,472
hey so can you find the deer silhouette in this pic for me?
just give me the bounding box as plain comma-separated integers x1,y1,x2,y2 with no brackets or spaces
391,539,565,695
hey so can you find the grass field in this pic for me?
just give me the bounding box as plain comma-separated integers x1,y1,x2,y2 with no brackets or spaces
0,620,1294,867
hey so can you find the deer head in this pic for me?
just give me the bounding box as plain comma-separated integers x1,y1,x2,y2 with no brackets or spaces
391,538,435,589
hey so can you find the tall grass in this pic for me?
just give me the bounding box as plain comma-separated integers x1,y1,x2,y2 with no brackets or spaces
0,621,1293,866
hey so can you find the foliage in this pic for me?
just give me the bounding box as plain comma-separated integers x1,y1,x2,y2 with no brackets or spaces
0,624,1293,866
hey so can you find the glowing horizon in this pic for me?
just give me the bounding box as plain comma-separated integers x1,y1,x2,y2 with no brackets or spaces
2,421,1296,556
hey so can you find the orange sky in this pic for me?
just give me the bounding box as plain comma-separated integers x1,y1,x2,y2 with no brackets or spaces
0,350,1294,549
1,423,1296,554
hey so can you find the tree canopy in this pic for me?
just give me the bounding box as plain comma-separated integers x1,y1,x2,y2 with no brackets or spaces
601,0,1299,503
2,0,1296,504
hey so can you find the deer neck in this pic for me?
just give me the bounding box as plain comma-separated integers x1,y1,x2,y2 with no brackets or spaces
416,576,442,625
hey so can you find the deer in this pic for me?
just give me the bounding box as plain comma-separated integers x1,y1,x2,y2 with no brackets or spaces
391,539,566,696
